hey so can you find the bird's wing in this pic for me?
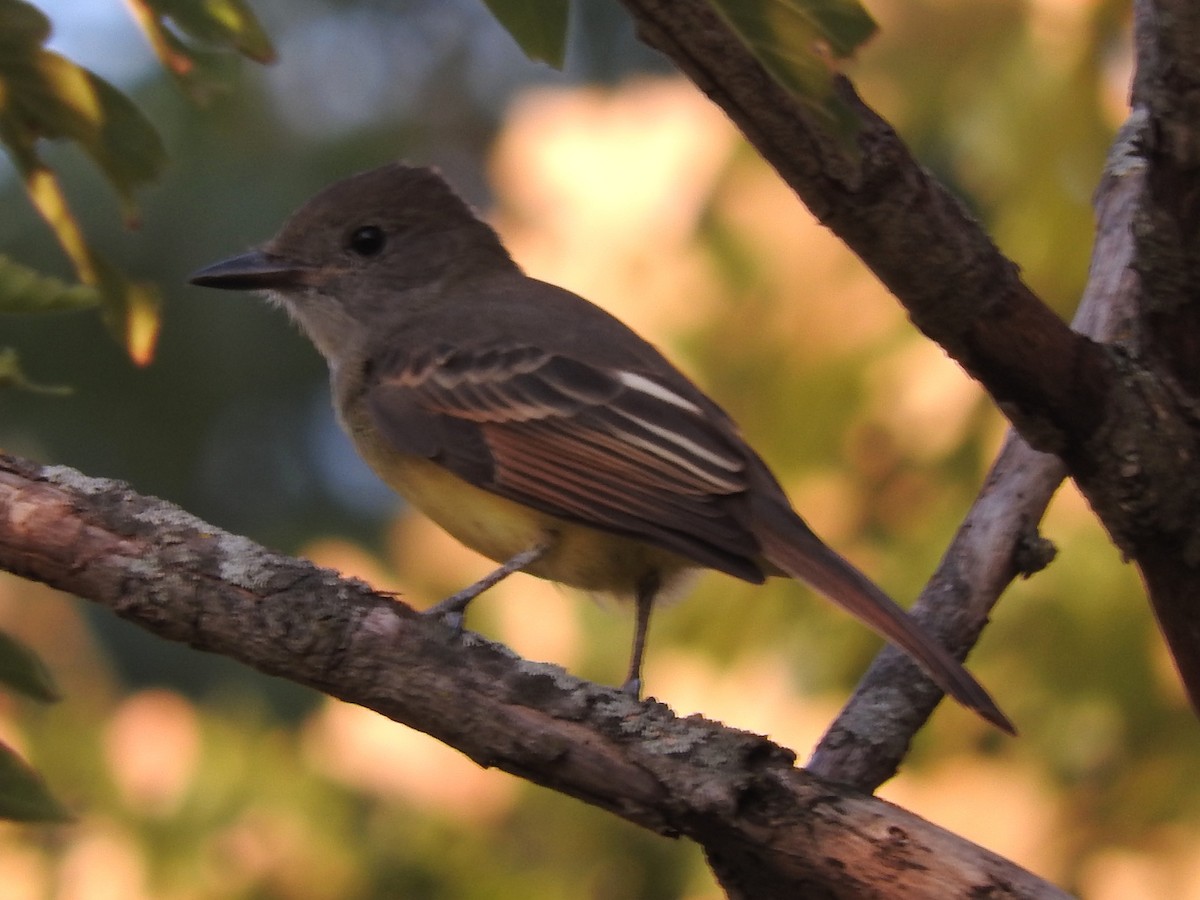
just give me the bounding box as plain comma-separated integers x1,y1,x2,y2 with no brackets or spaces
365,342,766,581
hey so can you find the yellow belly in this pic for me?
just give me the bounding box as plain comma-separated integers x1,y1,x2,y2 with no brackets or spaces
350,425,691,596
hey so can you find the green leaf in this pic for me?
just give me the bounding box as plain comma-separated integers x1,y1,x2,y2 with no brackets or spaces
0,1,166,367
0,44,167,220
0,349,72,395
0,0,168,213
0,0,49,47
0,630,61,702
1,163,160,364
128,0,275,101
791,0,878,57
143,0,274,61
92,255,162,368
481,0,569,68
0,740,71,823
0,254,101,314
707,0,877,125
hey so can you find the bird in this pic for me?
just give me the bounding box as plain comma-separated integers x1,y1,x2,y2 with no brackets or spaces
189,162,1013,734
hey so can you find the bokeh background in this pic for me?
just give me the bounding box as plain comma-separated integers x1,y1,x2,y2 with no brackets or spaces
4,1,1199,898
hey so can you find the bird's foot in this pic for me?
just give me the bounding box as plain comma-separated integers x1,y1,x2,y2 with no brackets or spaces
422,542,550,635
423,589,475,635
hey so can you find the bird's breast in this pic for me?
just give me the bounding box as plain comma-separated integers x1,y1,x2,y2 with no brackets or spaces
342,407,695,598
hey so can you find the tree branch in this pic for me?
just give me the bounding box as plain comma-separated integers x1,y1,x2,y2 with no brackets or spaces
1127,0,1200,704
809,121,1146,789
0,452,1071,898
619,0,1113,460
616,0,1200,728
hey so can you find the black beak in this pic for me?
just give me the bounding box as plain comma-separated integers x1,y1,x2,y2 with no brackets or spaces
188,250,309,291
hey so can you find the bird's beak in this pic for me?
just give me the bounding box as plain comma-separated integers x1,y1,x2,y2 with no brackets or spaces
188,249,311,291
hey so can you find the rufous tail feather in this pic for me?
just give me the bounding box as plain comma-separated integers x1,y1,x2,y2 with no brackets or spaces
756,509,1015,735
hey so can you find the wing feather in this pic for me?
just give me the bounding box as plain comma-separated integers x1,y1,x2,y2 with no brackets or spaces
367,342,765,578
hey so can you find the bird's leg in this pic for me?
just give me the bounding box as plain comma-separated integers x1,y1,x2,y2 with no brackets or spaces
424,542,548,632
620,571,660,698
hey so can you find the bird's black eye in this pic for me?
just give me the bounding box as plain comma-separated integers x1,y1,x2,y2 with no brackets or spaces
347,225,386,257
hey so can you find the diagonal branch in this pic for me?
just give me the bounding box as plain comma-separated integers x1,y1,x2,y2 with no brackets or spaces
616,0,1200,728
809,122,1146,790
619,0,1114,462
0,452,1071,899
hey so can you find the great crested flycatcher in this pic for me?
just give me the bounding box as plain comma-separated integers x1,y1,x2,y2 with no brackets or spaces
190,162,1013,734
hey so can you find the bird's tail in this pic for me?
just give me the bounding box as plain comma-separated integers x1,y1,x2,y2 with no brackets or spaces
755,505,1014,735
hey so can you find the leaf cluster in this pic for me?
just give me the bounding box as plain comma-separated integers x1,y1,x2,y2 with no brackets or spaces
0,0,270,372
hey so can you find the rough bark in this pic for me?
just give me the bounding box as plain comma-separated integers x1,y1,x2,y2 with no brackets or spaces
1127,0,1200,709
618,0,1200,791
809,124,1146,790
0,454,1070,899
619,0,1114,462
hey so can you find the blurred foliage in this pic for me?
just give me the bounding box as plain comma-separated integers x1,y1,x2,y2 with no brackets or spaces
0,0,1196,898
0,347,68,395
0,630,65,824
0,739,70,823
481,0,569,67
0,0,273,825
709,0,877,132
0,629,59,704
128,0,275,102
0,0,271,368
0,255,99,316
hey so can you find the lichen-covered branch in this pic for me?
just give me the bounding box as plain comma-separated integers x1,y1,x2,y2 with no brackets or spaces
0,453,1070,899
617,0,1200,754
